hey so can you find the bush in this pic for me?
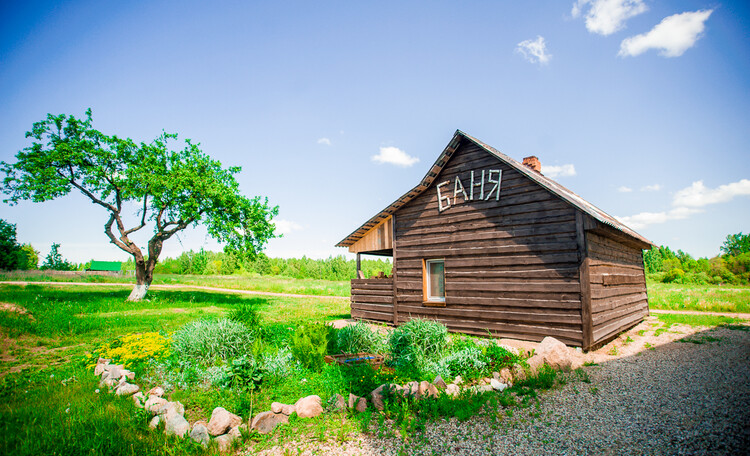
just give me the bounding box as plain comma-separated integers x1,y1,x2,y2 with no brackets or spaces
228,300,262,330
388,319,448,369
222,355,263,391
335,322,386,355
482,343,521,370
171,318,255,364
662,268,685,283
429,346,486,379
261,347,298,381
289,324,330,372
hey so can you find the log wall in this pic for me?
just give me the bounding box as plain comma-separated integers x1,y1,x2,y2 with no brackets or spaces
392,143,584,346
351,278,394,323
587,231,649,345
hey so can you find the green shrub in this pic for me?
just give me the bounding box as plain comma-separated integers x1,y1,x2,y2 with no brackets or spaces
171,318,255,364
289,324,330,372
429,346,486,379
228,300,262,330
336,322,386,354
662,268,685,283
388,319,447,369
261,347,298,381
223,355,263,391
482,343,520,370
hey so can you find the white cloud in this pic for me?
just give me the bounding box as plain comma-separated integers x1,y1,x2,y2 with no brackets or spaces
619,10,713,57
541,164,576,178
317,137,331,146
572,0,648,36
515,36,551,65
618,186,633,193
274,219,303,236
616,178,750,230
641,184,661,192
672,179,750,208
371,146,420,167
616,207,702,230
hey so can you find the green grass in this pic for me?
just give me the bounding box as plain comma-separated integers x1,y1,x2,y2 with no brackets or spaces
656,312,747,327
0,285,349,376
0,271,351,297
647,282,750,313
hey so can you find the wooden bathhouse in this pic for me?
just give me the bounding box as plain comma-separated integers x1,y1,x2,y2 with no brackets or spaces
336,130,653,350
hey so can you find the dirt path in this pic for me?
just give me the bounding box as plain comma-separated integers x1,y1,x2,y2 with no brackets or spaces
0,281,349,301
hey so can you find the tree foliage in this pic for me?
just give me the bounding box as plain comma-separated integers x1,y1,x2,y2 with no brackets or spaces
721,232,750,256
0,219,38,270
1,110,278,299
644,232,750,285
40,243,75,271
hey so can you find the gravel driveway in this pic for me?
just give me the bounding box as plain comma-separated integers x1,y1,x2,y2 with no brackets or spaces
252,324,750,456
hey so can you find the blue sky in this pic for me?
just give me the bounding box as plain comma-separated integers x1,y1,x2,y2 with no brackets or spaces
1,0,748,263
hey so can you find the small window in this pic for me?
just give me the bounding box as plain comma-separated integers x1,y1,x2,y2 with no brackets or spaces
424,259,445,304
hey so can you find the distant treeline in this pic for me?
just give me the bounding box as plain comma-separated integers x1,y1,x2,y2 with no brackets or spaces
122,250,392,281
644,232,749,285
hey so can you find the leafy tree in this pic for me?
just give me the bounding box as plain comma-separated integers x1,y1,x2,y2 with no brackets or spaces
721,232,750,256
41,242,75,271
1,110,278,300
0,219,21,270
17,244,39,269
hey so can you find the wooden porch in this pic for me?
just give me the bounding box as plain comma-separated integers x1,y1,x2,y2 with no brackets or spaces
350,277,395,324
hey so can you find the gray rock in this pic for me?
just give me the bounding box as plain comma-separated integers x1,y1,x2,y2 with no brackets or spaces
250,411,289,435
165,413,189,438
215,433,236,453
404,381,420,397
490,378,508,391
419,380,438,398
499,367,513,383
348,393,359,409
332,393,346,411
371,384,386,411
132,391,146,408
527,354,545,375
433,375,447,389
105,365,124,380
355,397,367,413
471,384,494,394
148,415,160,429
271,401,284,414
453,375,464,385
115,382,140,396
207,407,242,436
144,396,168,414
537,336,573,372
446,384,460,397
94,360,110,376
295,395,323,418
146,386,164,397
189,423,210,446
156,401,185,421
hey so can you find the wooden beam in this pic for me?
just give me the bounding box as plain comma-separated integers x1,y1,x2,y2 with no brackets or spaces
577,211,594,351
392,214,399,326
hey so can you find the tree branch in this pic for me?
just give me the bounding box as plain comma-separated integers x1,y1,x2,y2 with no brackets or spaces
123,195,149,236
58,168,118,213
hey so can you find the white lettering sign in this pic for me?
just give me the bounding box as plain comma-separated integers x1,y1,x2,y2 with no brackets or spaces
437,169,502,213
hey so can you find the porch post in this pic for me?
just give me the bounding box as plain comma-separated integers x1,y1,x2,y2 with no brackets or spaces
356,253,361,277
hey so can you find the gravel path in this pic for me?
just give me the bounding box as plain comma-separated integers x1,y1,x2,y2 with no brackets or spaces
250,325,750,456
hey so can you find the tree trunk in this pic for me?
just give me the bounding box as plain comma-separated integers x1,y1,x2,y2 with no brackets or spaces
127,257,152,301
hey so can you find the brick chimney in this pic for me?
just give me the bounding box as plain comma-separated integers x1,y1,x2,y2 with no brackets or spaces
522,156,541,173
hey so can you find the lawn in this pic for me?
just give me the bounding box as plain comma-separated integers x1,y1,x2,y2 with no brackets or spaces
1,279,746,456
647,282,750,313
0,271,351,297
0,283,542,456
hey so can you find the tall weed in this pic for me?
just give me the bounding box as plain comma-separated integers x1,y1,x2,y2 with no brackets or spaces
171,318,255,364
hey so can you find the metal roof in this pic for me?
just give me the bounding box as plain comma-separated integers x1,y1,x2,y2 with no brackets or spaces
336,130,653,249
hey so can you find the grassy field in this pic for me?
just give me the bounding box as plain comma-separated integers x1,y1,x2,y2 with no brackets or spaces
647,282,750,313
1,278,747,455
0,271,351,297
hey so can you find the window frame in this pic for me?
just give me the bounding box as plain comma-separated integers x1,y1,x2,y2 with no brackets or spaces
422,258,446,306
